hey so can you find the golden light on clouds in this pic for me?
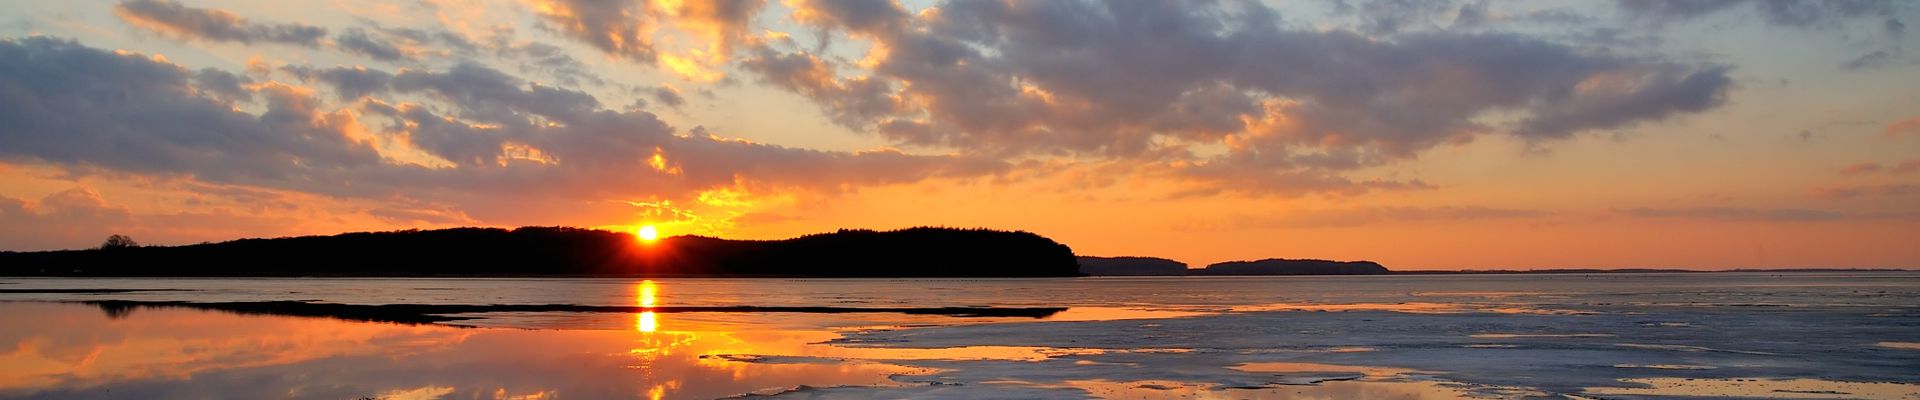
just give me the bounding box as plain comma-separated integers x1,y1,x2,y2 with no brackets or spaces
648,147,681,175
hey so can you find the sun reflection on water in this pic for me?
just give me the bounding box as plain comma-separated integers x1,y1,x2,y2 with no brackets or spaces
636,280,659,332
637,311,657,332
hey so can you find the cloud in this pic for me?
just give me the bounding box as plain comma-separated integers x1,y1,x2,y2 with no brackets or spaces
526,0,661,63
1223,205,1552,229
1334,0,1461,34
0,37,383,188
1616,207,1847,221
750,0,1734,196
334,28,418,62
112,0,328,47
1617,0,1901,32
1886,116,1920,139
0,36,1005,227
524,0,770,80
1841,50,1896,70
1896,159,1920,174
1809,184,1920,199
638,85,686,108
1838,162,1883,175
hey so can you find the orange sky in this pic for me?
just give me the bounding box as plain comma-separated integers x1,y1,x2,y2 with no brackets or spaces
0,0,1916,269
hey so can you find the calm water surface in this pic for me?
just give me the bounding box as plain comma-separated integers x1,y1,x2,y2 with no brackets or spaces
1,273,1917,399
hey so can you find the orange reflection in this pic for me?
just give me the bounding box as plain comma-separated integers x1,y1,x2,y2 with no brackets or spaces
0,302,930,399
636,280,659,332
637,311,658,332
638,280,657,308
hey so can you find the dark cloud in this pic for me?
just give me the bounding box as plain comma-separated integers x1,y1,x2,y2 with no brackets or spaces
191,67,253,103
0,37,381,187
641,85,686,108
1617,0,1902,31
738,48,904,129
0,37,1003,225
1337,0,1459,34
756,0,1733,196
493,39,605,86
528,0,660,63
330,22,485,63
112,0,327,47
334,28,412,61
282,65,394,101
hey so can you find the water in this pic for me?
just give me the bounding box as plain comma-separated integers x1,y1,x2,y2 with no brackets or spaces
1,273,1917,399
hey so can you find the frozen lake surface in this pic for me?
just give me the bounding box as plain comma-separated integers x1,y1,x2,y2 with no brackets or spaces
1,273,1917,399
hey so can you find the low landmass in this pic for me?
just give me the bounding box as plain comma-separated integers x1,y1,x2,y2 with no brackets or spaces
1077,256,1188,276
1391,268,1913,274
1193,259,1391,275
1078,257,1391,276
0,227,1080,278
81,300,1067,324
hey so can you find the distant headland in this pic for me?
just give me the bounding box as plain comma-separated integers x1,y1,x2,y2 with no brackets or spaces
1075,256,1907,276
0,227,1080,278
1077,257,1389,276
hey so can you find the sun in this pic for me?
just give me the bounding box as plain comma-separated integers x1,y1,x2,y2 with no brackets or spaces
636,225,659,242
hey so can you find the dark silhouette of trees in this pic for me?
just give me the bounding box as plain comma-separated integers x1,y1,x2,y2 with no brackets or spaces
0,227,1081,277
99,234,139,249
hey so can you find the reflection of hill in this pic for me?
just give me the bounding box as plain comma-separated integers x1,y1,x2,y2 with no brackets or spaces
1077,256,1188,276
1193,259,1390,275
0,227,1080,277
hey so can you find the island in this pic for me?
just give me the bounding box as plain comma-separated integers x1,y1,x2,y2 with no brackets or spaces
0,227,1081,278
1192,258,1391,275
1077,256,1189,276
1077,256,1393,276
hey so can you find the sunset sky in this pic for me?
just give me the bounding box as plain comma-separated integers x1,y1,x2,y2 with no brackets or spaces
1,0,1916,269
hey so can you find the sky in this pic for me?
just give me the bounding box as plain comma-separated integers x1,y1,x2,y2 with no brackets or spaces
0,0,1916,269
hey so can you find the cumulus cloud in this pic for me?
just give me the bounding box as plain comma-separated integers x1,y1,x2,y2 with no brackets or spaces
0,36,1005,225
745,0,1734,196
112,0,328,47
526,0,661,62
0,37,383,187
525,0,768,80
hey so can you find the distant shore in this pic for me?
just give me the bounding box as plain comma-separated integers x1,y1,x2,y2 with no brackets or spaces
1076,255,1910,276
0,227,1082,278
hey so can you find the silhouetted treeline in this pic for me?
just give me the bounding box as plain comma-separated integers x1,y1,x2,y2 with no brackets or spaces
1077,256,1189,276
0,227,1081,277
1191,258,1390,275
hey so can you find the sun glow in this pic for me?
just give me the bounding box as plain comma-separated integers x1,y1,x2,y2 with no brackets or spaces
637,225,659,241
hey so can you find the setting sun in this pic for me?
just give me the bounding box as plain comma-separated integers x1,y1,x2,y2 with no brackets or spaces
636,225,659,241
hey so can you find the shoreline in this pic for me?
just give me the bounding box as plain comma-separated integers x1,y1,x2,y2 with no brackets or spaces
0,268,1912,279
